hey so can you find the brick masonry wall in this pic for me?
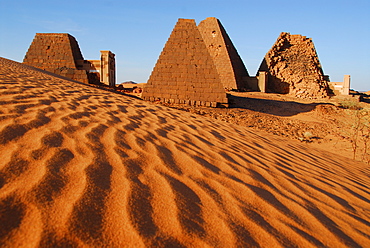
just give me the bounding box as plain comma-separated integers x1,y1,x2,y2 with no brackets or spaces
259,32,330,99
198,17,249,91
23,33,89,84
142,19,228,106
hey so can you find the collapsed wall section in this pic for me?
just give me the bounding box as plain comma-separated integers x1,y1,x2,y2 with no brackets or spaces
142,19,228,107
23,33,89,84
198,17,249,91
258,32,330,99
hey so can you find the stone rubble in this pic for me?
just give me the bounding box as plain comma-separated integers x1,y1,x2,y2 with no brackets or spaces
259,32,330,99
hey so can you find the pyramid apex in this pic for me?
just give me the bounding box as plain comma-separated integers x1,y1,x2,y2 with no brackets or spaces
178,18,196,23
199,17,219,25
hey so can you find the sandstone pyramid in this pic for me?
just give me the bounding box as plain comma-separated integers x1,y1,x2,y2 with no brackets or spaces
142,19,228,107
258,32,330,99
23,33,90,84
198,17,249,91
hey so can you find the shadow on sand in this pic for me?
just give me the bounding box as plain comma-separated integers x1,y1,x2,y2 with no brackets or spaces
228,95,333,117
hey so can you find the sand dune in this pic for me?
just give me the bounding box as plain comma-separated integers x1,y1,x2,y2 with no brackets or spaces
0,57,369,247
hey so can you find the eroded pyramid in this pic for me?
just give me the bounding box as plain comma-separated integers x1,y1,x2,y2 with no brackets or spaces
258,32,330,99
142,19,228,107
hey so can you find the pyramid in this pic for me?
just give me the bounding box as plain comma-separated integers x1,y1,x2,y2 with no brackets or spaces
142,19,228,107
23,33,90,84
198,17,249,91
258,32,329,99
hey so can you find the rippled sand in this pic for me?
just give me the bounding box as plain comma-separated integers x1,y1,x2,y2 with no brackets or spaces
0,57,369,247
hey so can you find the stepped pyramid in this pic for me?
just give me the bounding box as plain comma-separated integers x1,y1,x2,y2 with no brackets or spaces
258,32,329,99
142,19,228,107
23,33,90,84
198,17,249,91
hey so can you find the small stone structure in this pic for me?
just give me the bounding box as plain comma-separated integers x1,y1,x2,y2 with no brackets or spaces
257,71,267,93
328,75,350,95
76,50,116,87
142,19,228,107
23,33,115,86
258,32,330,99
198,17,249,91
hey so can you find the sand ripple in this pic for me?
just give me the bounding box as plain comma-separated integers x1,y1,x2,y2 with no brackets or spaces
0,57,369,247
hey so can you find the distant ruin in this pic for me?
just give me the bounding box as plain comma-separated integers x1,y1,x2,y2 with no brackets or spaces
23,33,116,86
258,32,330,99
142,19,228,107
198,17,249,91
328,75,350,96
22,28,351,104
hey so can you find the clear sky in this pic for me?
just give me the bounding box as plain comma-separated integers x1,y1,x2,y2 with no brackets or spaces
1,0,369,91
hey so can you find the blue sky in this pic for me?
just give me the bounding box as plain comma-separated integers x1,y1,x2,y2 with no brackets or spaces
1,0,369,91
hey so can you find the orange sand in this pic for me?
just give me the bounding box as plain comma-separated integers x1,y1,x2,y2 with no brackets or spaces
0,57,369,247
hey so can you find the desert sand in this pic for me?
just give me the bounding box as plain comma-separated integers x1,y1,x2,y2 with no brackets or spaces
0,57,369,247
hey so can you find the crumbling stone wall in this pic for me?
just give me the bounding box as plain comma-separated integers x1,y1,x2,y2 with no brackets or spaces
23,33,90,84
198,17,249,91
259,32,330,98
142,19,228,107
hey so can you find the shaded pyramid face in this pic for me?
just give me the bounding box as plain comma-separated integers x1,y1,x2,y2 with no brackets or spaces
23,33,89,84
259,32,329,99
198,17,249,91
142,19,228,107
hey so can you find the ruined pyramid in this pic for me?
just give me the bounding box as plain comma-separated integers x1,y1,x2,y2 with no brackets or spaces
142,19,228,107
23,33,90,84
198,17,249,91
258,32,330,99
